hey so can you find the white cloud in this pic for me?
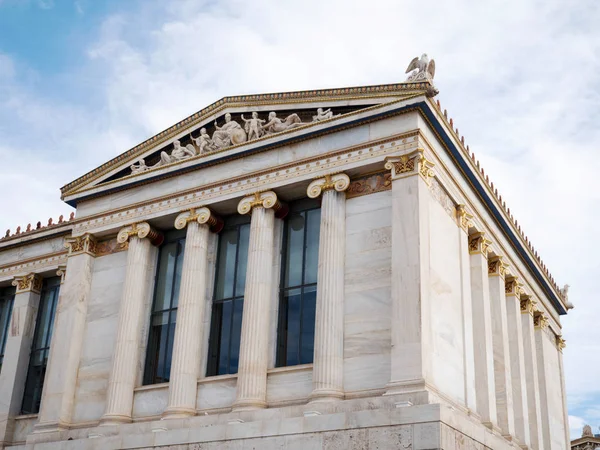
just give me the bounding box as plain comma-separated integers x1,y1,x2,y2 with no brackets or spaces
1,0,600,432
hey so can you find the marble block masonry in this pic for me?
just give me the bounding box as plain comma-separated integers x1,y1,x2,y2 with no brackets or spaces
0,56,571,450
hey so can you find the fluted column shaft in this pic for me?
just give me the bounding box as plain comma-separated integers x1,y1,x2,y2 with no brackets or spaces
487,257,515,439
505,277,530,447
102,223,161,424
233,191,282,411
164,208,221,419
307,174,349,402
468,233,498,429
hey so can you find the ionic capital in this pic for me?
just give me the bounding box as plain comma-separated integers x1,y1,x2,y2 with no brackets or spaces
456,204,474,233
237,191,288,218
64,233,97,257
117,222,164,246
505,275,524,298
555,335,566,352
520,296,537,316
56,265,67,284
307,173,350,198
468,232,492,257
384,149,434,184
488,256,508,279
174,207,224,233
533,309,549,329
12,273,43,294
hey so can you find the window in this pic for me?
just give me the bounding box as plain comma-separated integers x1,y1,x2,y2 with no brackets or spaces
206,217,250,376
21,277,60,414
276,200,321,367
143,229,186,385
0,285,15,373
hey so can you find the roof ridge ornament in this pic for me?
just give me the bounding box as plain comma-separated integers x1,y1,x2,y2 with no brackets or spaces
406,53,436,82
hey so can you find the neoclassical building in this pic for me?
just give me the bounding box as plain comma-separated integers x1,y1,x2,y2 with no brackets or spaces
0,62,571,449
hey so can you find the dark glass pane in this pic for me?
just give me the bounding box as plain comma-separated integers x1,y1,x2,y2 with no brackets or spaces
304,209,321,285
45,287,59,347
215,230,238,300
300,286,317,364
163,310,177,382
229,298,243,374
285,288,302,366
217,300,233,375
284,212,305,288
33,290,54,350
153,242,177,311
234,224,250,296
207,303,223,376
171,241,185,308
0,294,14,360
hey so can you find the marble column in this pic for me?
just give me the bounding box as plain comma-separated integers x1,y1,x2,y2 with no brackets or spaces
505,276,530,448
534,310,552,449
0,274,42,447
487,256,515,439
233,191,286,411
35,235,97,433
383,150,436,399
521,297,543,450
556,334,570,448
306,173,349,402
456,206,477,416
163,208,222,419
101,222,162,425
468,232,498,429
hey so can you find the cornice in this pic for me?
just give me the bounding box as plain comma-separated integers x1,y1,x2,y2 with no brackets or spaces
61,82,432,198
0,251,68,282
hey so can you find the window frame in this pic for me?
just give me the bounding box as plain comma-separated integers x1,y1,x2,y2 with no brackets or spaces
276,198,321,368
0,285,16,373
143,229,186,386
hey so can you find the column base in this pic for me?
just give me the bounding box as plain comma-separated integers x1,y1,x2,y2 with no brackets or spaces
99,414,132,426
32,420,69,434
161,407,196,420
231,399,267,412
309,388,344,403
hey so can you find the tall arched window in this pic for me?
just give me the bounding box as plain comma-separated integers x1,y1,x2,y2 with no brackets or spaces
21,277,60,414
143,229,186,385
276,199,321,367
206,216,250,376
0,285,15,374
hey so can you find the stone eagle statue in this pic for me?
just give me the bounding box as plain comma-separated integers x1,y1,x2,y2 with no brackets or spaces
406,54,435,81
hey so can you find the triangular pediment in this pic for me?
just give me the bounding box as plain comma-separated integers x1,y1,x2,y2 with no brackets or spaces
61,80,436,205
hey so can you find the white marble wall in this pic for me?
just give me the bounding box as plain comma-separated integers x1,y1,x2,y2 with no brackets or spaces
343,191,392,393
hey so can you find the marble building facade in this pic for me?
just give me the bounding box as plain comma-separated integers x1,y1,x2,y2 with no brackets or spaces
0,67,570,449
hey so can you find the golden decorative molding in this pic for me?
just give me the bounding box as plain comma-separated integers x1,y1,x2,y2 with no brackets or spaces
468,232,492,257
505,276,523,297
12,273,43,294
174,207,224,233
95,238,129,257
456,204,474,233
488,256,508,278
384,148,434,184
307,173,350,198
117,222,164,246
533,310,549,329
555,335,566,352
346,172,391,199
56,265,67,284
64,233,97,257
520,296,537,316
237,191,288,218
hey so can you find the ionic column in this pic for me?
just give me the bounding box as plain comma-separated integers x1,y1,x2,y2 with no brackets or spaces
0,274,42,446
468,232,498,429
306,173,349,402
456,206,477,415
487,256,515,439
163,208,222,419
233,192,286,411
35,235,96,433
521,296,543,450
556,334,570,448
101,223,162,425
383,150,437,399
505,276,530,447
534,310,552,449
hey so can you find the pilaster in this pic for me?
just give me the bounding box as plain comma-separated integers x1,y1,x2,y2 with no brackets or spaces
468,232,498,430
306,173,349,402
487,256,515,439
35,234,97,433
233,191,285,411
163,208,222,419
0,274,42,446
504,276,530,448
520,296,543,450
101,223,162,425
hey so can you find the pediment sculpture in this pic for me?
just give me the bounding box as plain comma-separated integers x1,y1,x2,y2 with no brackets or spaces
129,107,339,175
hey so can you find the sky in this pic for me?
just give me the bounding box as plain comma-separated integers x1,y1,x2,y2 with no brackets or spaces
0,0,599,439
